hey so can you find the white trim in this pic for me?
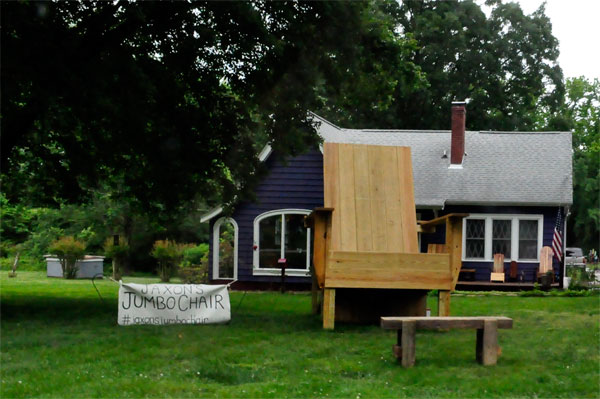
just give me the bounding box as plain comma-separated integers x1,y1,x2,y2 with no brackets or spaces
252,209,311,276
212,217,238,280
448,164,463,169
462,213,544,263
201,206,224,223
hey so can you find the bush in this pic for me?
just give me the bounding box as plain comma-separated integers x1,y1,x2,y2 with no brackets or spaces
182,243,209,265
48,236,86,279
103,237,129,280
179,244,209,284
151,239,189,282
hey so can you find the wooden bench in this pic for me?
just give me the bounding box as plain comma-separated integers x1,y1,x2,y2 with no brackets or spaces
380,316,513,367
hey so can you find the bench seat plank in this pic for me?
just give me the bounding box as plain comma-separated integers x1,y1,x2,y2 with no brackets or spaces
381,316,513,330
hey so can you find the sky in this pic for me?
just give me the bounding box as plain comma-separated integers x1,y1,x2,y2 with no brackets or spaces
514,0,600,80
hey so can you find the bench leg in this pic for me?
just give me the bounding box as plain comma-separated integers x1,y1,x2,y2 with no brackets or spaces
476,319,498,365
393,329,402,359
401,320,416,368
323,288,335,330
438,290,451,316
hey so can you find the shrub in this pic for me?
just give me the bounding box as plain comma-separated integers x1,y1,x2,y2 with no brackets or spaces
48,236,86,279
151,239,189,282
103,237,129,280
179,244,209,284
182,243,209,265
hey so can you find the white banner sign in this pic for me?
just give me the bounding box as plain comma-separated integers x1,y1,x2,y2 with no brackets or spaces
118,283,230,326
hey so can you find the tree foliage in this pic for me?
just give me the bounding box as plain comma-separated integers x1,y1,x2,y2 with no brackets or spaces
387,0,564,131
1,1,422,211
560,78,599,251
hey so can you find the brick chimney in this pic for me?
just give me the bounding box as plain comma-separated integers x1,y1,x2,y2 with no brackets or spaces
450,101,466,166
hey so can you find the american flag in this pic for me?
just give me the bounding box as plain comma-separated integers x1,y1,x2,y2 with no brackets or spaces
552,209,564,260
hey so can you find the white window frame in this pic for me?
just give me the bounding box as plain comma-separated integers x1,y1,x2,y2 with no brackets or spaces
253,209,311,277
462,214,544,263
212,217,238,280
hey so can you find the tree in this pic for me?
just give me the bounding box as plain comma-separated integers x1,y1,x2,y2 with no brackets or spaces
1,1,422,212
558,78,599,251
390,0,564,131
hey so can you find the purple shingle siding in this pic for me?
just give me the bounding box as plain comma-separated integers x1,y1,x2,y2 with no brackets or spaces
209,149,324,284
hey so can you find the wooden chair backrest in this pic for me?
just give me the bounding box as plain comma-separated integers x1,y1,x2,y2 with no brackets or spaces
509,261,518,279
539,246,554,274
493,253,505,273
427,244,446,254
323,143,418,253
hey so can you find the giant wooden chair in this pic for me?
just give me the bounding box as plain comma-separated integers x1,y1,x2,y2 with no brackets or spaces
306,143,467,329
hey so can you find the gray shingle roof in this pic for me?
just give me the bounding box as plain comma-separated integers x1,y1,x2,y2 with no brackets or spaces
314,114,573,207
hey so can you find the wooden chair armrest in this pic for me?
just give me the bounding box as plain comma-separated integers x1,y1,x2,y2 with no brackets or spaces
417,213,469,233
304,207,334,228
418,213,469,227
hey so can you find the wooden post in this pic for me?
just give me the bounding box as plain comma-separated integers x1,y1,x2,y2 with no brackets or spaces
476,319,498,365
323,288,336,330
446,216,463,290
311,265,319,314
438,290,451,316
401,320,416,368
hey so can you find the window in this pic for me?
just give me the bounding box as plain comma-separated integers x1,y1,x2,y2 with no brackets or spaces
462,214,543,262
492,220,512,259
212,218,238,280
465,219,485,259
518,220,538,260
253,209,311,275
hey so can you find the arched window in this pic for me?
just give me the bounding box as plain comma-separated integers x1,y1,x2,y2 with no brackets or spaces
253,209,311,275
212,217,238,280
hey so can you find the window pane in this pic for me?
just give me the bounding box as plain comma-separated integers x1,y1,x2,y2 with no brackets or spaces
284,214,309,269
259,215,281,268
218,222,235,279
519,220,538,259
492,220,511,258
466,219,485,258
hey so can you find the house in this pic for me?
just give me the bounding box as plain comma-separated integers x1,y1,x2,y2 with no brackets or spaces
201,103,573,289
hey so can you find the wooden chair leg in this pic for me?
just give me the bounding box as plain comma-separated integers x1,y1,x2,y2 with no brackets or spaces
323,288,335,330
401,320,416,368
476,319,498,365
438,290,451,316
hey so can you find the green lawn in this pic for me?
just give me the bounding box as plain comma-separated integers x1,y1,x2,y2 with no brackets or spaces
1,272,599,398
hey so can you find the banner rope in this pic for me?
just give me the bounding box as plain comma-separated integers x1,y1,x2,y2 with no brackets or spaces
91,274,238,306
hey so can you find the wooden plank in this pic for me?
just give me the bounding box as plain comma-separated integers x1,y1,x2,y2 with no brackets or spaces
328,251,451,272
323,288,336,330
352,145,373,251
401,320,416,368
382,147,403,251
396,147,418,253
490,272,505,282
438,290,451,316
380,316,513,330
368,146,388,251
338,144,357,251
325,251,452,290
323,143,341,251
479,319,499,365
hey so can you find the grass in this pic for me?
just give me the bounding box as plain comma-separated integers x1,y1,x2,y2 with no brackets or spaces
1,272,599,398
